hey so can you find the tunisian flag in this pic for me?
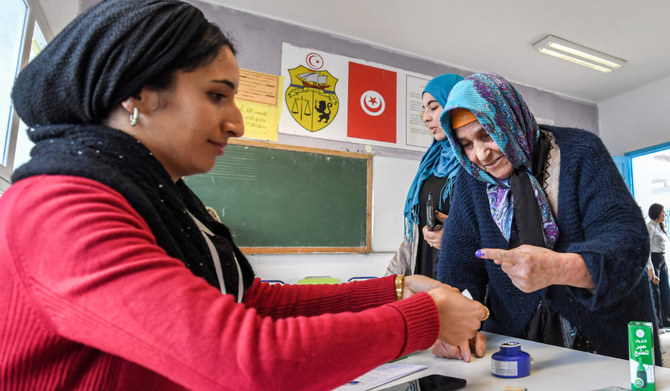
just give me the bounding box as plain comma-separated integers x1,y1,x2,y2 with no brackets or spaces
347,62,397,143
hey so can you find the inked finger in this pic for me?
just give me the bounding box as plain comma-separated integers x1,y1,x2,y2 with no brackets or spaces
476,248,515,264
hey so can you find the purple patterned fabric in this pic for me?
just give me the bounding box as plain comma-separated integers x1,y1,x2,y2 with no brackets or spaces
440,73,558,248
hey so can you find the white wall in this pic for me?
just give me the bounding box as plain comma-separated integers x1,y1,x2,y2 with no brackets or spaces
371,156,420,252
35,0,80,37
248,252,392,285
184,0,600,283
57,0,610,285
599,74,670,156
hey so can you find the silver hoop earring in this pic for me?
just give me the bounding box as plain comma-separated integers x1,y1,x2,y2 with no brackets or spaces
129,107,139,127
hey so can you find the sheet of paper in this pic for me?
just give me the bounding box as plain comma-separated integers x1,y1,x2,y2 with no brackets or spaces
334,363,428,391
236,98,282,141
461,289,473,300
236,69,283,141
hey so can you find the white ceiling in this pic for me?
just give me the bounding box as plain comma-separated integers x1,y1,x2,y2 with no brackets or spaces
38,0,670,104
202,0,670,104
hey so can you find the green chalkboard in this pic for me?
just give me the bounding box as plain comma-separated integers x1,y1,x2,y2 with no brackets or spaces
184,139,371,253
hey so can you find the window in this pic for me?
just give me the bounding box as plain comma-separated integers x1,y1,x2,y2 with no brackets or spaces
0,0,49,193
628,142,670,223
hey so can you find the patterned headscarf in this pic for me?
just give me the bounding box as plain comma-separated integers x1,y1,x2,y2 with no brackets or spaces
440,73,558,248
403,74,463,240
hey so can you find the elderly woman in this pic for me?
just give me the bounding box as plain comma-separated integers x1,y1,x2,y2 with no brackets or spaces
1,1,487,389
432,73,659,363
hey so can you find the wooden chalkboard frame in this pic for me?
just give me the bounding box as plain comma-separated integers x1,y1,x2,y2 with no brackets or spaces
200,138,372,254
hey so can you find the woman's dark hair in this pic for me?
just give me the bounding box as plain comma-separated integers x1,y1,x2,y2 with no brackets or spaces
649,203,665,221
142,22,236,93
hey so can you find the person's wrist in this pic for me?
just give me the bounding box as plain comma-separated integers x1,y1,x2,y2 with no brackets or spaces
561,252,595,289
395,275,405,301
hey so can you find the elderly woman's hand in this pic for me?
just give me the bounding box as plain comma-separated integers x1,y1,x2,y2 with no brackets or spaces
476,245,595,293
431,332,487,362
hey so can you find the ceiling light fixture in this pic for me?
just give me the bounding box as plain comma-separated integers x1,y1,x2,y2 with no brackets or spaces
532,35,626,73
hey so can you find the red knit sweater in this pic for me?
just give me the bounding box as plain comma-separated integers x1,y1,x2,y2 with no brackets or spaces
0,175,439,390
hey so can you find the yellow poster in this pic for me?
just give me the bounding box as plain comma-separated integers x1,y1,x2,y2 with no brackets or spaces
236,69,283,141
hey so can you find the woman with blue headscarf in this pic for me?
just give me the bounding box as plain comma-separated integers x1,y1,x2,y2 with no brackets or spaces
386,74,463,278
433,73,660,363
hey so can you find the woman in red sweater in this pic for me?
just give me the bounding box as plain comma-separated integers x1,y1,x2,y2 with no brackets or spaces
1,1,487,390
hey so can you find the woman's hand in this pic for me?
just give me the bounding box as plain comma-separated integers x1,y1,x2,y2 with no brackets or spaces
402,274,444,299
426,285,486,347
422,211,448,249
476,245,595,292
431,332,487,362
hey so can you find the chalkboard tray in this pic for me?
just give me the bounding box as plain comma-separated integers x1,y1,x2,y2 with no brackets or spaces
184,139,372,253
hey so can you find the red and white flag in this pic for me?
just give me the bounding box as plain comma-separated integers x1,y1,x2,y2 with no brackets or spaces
347,62,396,143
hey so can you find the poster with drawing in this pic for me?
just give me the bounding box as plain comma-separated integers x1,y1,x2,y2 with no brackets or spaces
279,42,431,151
405,74,433,148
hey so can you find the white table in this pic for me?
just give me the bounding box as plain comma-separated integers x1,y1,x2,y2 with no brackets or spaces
367,332,670,390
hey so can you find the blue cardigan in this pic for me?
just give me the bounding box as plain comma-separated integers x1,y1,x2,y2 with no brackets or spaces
437,125,660,361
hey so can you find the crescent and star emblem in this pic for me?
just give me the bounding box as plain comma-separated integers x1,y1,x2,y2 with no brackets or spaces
360,90,385,116
306,53,324,70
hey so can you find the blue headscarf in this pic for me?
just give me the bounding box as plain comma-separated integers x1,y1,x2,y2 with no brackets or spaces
440,73,558,248
403,73,463,241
